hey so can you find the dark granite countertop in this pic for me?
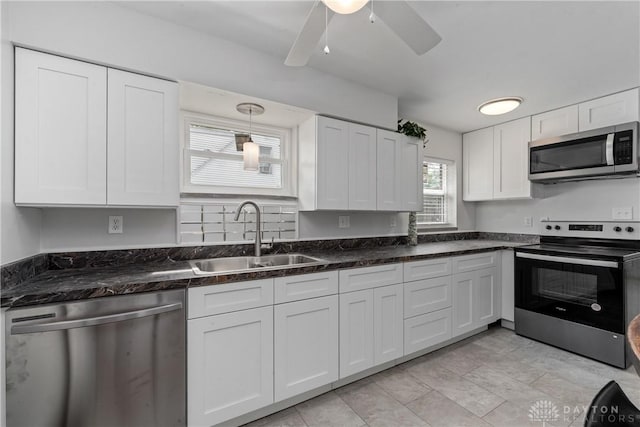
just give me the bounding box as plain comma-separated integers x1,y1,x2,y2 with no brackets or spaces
1,240,526,309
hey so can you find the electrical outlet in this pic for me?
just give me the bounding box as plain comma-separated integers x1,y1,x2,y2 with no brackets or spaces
390,216,397,227
109,216,123,234
338,216,350,229
523,216,533,227
612,207,633,220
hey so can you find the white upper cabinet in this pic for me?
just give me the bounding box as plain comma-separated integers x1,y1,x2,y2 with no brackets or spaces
14,48,179,207
316,116,350,209
299,116,421,211
531,105,579,140
376,129,403,211
15,48,107,205
493,117,531,199
107,69,178,206
579,88,639,131
462,127,494,201
348,123,377,210
463,118,531,201
401,137,424,211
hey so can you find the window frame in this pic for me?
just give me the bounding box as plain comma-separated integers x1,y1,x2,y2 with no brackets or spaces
418,157,457,231
180,111,297,197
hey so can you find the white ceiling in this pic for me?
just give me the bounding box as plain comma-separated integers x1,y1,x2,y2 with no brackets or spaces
121,1,640,133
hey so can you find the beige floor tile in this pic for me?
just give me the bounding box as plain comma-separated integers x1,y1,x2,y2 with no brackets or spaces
432,348,483,375
372,367,432,405
407,390,491,427
338,381,429,427
407,363,504,417
245,407,307,427
463,365,549,403
530,372,596,407
295,392,365,427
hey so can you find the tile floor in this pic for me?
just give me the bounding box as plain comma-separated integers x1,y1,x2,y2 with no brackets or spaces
245,326,640,427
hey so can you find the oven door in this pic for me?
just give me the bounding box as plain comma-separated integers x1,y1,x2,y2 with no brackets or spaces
515,252,624,333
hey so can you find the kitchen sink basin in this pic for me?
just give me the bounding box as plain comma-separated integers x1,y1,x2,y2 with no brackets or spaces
189,254,325,275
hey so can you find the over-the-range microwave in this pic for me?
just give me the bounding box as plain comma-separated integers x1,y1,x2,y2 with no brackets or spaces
529,121,638,182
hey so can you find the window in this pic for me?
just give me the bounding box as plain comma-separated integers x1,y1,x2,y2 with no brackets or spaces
417,159,455,228
182,113,294,196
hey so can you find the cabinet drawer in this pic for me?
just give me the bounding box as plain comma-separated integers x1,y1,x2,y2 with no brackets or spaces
339,263,403,293
452,251,498,274
274,271,339,303
404,308,452,355
404,258,451,281
188,279,274,319
404,276,452,319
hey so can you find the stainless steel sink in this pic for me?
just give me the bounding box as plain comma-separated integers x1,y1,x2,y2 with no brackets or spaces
189,254,325,275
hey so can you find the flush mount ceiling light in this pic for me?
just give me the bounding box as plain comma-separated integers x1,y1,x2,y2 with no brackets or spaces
236,102,265,171
322,0,369,14
478,97,523,116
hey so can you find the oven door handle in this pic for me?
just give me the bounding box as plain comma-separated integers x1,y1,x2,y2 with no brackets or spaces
516,252,619,268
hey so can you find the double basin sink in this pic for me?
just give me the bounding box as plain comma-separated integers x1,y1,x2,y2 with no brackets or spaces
189,254,325,275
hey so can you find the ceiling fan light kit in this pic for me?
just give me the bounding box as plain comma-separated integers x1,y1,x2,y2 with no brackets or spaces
285,0,441,67
478,97,523,115
322,0,369,15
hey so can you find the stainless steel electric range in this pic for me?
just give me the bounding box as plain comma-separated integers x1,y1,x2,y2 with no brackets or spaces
514,220,640,368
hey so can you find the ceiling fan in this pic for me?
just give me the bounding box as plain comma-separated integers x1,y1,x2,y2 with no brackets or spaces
285,0,442,67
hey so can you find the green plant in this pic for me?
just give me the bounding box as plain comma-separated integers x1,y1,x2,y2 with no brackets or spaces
397,119,428,146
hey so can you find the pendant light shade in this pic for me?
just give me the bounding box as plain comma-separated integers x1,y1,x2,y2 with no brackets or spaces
243,139,260,171
236,102,265,171
322,0,369,14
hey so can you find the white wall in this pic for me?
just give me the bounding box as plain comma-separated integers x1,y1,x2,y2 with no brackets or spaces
1,1,401,261
0,3,41,264
422,124,476,231
475,178,640,234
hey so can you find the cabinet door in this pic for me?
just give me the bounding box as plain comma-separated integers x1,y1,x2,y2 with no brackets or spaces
348,123,377,210
493,117,531,199
462,127,493,201
404,276,452,319
451,271,475,337
531,105,578,140
401,137,424,211
188,306,273,427
274,296,339,401
376,129,403,210
15,48,107,205
339,290,374,378
474,267,500,326
579,88,639,131
404,308,452,355
373,284,404,364
317,116,349,209
107,69,179,206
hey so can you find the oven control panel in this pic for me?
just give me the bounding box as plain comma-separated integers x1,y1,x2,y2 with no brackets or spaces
540,220,640,240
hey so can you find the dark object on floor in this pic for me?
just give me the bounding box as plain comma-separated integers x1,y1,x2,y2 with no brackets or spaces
584,380,640,426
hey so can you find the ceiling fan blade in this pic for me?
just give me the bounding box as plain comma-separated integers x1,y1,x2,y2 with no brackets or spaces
374,1,442,55
285,1,335,66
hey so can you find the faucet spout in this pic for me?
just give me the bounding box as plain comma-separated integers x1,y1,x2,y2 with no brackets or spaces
234,201,262,257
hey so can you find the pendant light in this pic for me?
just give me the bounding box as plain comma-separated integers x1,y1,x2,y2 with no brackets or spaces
236,103,264,171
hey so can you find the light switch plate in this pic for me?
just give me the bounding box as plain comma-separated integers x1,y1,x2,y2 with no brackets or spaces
523,216,533,227
612,207,633,220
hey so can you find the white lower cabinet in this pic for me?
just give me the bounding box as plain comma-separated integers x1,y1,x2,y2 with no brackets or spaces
452,266,500,337
188,306,273,427
339,289,374,378
274,295,339,401
339,283,403,378
404,308,452,355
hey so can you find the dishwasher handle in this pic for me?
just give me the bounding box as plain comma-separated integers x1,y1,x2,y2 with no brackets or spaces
11,302,183,335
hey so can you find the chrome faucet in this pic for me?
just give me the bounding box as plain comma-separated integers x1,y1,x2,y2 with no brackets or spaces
234,200,263,257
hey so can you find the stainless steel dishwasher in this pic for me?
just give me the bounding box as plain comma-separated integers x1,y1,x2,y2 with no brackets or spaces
5,289,185,427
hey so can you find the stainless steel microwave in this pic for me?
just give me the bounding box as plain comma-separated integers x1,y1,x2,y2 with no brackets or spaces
529,121,639,182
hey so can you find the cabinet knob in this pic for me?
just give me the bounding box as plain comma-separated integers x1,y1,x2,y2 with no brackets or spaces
626,227,635,233
614,226,622,232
